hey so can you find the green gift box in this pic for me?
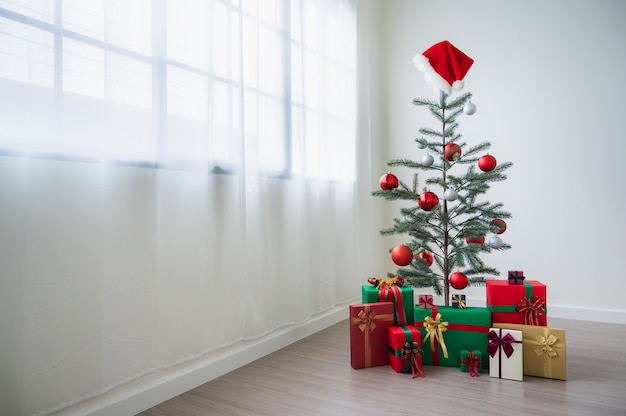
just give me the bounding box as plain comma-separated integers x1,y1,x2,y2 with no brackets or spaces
362,284,414,325
460,349,483,376
414,306,491,369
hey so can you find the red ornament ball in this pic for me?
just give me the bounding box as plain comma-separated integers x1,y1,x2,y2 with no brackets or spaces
391,244,414,266
417,250,434,267
478,154,497,172
444,143,462,161
465,235,485,245
449,272,469,290
491,218,507,234
418,191,439,211
379,172,399,190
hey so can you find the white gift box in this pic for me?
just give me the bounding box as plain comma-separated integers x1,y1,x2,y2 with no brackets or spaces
488,327,524,381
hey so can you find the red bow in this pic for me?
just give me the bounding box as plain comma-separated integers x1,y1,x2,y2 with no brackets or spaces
487,330,516,358
402,342,425,378
517,296,545,325
460,350,481,377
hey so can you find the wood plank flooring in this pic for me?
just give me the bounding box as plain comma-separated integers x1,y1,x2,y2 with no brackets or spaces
138,317,626,416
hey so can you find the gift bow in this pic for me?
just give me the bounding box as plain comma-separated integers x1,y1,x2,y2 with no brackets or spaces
460,350,481,377
402,341,425,378
375,277,402,290
534,334,559,358
487,330,516,358
355,309,378,333
452,294,466,308
423,313,449,358
517,296,545,325
419,295,435,308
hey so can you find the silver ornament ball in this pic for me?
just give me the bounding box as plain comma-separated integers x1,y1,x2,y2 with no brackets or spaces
463,101,476,115
488,235,503,249
416,142,425,149
444,188,458,201
421,153,434,167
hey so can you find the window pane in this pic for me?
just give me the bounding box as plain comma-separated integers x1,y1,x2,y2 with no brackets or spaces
0,18,54,87
167,0,210,70
0,0,53,23
167,66,208,120
63,38,105,99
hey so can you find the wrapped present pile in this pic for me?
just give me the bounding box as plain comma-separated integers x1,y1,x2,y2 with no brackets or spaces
349,270,567,382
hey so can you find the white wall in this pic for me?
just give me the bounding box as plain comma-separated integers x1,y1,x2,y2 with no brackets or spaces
376,0,626,322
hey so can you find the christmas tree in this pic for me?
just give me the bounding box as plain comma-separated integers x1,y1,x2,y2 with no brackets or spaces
372,41,512,306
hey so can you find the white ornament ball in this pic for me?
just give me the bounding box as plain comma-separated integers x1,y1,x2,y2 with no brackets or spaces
444,189,458,201
421,153,434,167
488,235,503,249
463,102,477,115
416,142,425,149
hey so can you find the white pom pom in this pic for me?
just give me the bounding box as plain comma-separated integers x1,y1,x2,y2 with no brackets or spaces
452,80,465,91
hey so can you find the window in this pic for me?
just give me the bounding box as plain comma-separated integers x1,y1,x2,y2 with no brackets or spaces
0,0,357,180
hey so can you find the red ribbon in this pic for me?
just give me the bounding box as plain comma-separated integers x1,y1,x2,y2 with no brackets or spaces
418,294,435,309
488,328,521,379
402,342,425,378
376,279,407,325
517,296,545,325
460,350,481,377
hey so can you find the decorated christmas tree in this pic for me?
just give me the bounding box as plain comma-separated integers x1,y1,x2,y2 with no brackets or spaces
373,41,512,306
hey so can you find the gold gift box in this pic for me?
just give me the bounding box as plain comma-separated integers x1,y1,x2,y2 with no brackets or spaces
493,323,566,380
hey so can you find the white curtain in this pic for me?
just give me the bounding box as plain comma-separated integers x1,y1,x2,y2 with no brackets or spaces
0,1,381,415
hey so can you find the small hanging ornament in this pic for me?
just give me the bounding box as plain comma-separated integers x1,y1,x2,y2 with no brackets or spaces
488,235,503,249
465,235,485,245
449,271,469,290
417,250,434,267
379,172,399,190
421,153,434,167
490,218,507,234
463,101,477,115
444,188,458,201
416,141,425,149
418,191,439,211
478,154,497,172
391,244,414,266
444,143,462,161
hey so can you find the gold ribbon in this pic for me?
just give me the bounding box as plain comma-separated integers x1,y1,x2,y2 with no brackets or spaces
533,334,559,358
423,312,449,358
351,306,394,367
528,332,561,378
375,278,397,290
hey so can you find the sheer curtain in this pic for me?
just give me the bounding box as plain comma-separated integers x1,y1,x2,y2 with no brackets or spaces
0,1,380,415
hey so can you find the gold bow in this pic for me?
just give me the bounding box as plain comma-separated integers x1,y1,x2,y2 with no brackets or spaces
533,334,558,358
423,312,449,358
376,278,397,290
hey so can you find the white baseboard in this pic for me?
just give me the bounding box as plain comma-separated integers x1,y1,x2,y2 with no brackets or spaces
53,304,350,416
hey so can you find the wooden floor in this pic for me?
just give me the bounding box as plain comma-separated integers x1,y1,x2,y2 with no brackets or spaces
138,317,626,416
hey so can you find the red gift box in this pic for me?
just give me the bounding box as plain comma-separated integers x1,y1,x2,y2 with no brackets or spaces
486,280,547,326
388,326,424,378
350,302,395,369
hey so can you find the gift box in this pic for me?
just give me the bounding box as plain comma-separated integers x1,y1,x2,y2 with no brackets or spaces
388,326,424,378
451,294,466,309
486,280,547,326
418,294,435,309
493,323,567,380
350,302,395,369
414,306,491,369
508,270,525,285
362,279,414,325
488,327,523,381
460,350,482,377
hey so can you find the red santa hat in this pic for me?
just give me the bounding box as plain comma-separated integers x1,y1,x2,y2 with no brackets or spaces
413,40,474,94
